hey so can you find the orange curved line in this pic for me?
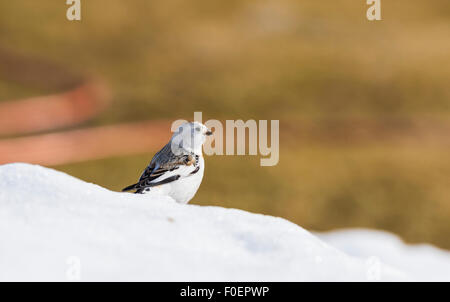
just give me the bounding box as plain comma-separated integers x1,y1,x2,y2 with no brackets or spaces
0,80,109,136
0,120,172,166
0,48,180,166
0,49,174,166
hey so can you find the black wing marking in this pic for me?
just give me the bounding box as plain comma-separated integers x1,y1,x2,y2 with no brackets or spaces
122,162,181,193
122,142,196,193
190,166,200,175
122,167,181,193
135,175,181,194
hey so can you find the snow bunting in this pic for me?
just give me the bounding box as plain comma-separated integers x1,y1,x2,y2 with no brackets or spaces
122,122,213,204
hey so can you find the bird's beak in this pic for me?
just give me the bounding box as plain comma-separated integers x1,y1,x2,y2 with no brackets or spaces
205,129,213,136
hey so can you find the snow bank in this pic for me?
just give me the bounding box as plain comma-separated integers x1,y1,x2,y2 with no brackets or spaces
317,229,450,281
0,163,448,281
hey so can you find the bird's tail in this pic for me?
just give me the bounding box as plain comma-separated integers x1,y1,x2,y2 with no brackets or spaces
122,183,138,192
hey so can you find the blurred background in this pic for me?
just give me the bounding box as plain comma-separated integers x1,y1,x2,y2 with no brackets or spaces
0,1,450,249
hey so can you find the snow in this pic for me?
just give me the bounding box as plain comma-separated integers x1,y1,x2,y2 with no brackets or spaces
317,229,450,281
0,163,448,281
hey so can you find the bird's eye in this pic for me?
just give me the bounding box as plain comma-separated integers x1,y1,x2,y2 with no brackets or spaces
195,127,201,132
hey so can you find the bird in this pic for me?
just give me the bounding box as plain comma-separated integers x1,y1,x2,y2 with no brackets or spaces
122,121,213,204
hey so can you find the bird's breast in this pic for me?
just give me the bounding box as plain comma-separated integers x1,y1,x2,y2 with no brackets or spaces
169,156,204,204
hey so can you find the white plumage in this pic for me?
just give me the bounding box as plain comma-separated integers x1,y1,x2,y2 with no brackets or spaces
149,155,205,204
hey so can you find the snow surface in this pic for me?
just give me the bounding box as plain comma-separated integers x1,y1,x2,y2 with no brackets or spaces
318,229,450,281
0,163,448,281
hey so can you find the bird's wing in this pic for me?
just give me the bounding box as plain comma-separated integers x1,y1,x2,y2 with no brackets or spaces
122,143,198,193
140,143,195,180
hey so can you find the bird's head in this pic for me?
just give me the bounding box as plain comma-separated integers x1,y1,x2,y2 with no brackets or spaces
171,122,213,154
